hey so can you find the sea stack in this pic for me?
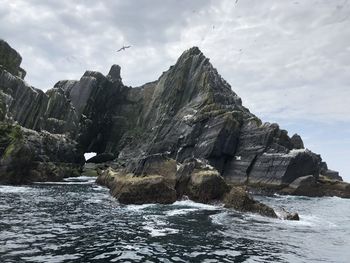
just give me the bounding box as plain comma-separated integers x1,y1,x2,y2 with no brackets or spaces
0,39,349,205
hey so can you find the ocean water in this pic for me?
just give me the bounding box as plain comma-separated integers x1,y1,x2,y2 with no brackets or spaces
0,177,349,263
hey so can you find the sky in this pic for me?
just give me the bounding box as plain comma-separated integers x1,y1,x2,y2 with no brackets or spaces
0,0,349,181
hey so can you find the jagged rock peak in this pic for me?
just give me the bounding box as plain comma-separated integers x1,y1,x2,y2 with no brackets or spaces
175,46,209,68
183,46,203,56
107,64,122,82
0,39,26,79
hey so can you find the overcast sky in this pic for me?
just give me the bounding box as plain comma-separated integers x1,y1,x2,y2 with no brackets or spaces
1,0,349,180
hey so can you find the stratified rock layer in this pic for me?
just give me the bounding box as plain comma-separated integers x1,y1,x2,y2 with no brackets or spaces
0,41,84,183
0,40,348,202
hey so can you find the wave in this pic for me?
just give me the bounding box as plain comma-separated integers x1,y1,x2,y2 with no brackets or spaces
63,176,97,182
142,225,179,237
35,176,97,185
171,199,223,210
165,208,198,216
124,203,157,211
0,185,34,193
34,181,94,185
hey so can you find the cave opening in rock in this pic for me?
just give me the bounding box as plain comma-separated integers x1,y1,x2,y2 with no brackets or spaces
84,152,97,163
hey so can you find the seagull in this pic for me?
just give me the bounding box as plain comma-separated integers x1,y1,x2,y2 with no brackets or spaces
117,45,131,52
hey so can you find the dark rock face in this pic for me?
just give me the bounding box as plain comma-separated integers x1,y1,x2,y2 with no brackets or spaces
54,67,141,154
0,69,79,135
290,134,304,149
0,40,26,79
247,149,321,187
0,123,83,184
0,42,83,184
223,187,278,218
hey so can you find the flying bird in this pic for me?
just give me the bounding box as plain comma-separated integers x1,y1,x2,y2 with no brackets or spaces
117,45,131,52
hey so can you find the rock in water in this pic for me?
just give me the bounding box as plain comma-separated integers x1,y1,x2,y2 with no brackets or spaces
280,175,350,198
97,168,177,204
223,187,278,218
175,159,230,203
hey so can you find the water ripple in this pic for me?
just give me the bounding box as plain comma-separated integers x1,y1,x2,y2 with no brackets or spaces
0,178,349,262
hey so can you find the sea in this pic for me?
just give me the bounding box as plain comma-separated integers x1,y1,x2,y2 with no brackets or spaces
0,176,349,263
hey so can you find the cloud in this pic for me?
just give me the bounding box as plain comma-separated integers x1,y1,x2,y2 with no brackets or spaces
0,0,349,178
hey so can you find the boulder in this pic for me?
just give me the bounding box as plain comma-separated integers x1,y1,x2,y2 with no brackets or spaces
175,159,229,202
97,168,176,204
276,208,300,220
130,154,177,188
285,212,300,220
290,133,304,149
223,187,278,218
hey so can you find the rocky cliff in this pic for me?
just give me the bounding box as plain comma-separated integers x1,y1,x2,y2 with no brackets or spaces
0,40,347,202
0,40,83,184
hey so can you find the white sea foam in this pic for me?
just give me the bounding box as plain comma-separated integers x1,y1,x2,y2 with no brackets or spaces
210,211,231,225
91,185,107,191
0,185,33,193
172,199,222,210
166,208,198,216
296,215,337,228
34,181,93,185
64,176,97,183
125,203,156,211
143,226,179,237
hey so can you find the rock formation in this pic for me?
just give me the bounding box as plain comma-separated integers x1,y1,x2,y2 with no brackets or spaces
0,40,348,212
0,40,83,183
0,40,26,79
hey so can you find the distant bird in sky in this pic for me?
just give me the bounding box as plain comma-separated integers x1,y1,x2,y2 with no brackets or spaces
117,45,131,52
235,0,239,4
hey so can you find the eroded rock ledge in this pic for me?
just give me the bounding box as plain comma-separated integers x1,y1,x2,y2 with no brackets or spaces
95,158,299,219
0,40,349,208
